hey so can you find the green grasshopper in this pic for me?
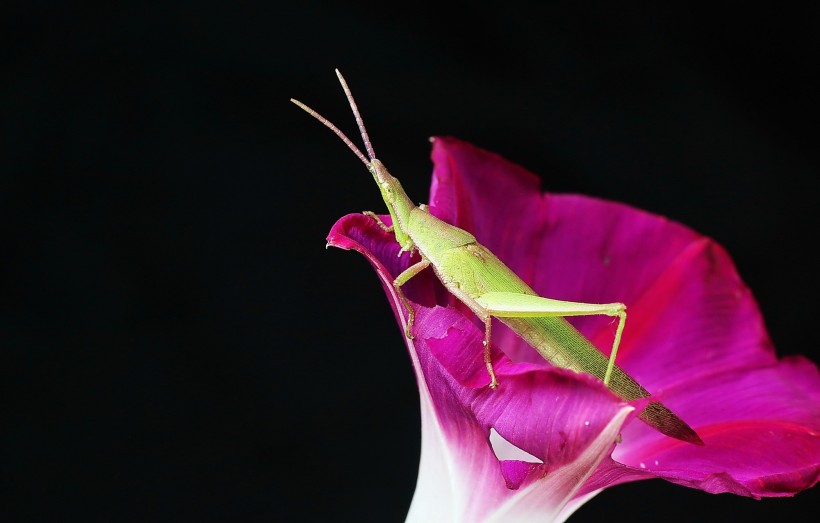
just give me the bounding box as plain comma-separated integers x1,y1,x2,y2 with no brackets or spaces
292,70,703,446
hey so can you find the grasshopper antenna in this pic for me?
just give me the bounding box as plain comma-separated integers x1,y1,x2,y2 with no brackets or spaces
290,69,378,167
290,97,370,168
334,69,376,161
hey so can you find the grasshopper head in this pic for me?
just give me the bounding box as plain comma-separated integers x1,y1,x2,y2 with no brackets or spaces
370,159,415,245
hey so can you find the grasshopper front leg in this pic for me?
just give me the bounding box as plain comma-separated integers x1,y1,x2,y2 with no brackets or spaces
363,211,393,232
476,292,627,387
364,210,415,254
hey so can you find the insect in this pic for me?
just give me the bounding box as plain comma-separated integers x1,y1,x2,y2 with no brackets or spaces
292,70,703,445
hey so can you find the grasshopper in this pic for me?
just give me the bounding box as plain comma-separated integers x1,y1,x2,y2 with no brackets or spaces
292,70,703,445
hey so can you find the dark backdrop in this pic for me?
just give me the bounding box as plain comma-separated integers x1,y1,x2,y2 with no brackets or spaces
3,3,818,521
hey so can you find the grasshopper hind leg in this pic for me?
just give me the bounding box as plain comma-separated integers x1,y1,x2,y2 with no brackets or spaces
475,291,628,388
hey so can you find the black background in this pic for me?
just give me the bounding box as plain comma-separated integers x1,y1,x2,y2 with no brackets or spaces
3,2,819,521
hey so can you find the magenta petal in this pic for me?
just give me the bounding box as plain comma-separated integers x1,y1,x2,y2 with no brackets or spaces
499,461,541,490
608,355,820,497
427,136,819,495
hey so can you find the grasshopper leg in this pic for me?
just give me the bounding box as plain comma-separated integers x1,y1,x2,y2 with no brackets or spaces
363,211,393,232
476,292,627,386
604,310,627,385
483,316,499,389
393,257,431,339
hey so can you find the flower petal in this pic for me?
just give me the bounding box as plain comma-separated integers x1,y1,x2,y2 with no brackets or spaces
426,136,820,498
606,355,820,497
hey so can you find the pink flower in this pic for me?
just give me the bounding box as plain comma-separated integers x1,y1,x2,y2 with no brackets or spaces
327,137,820,521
